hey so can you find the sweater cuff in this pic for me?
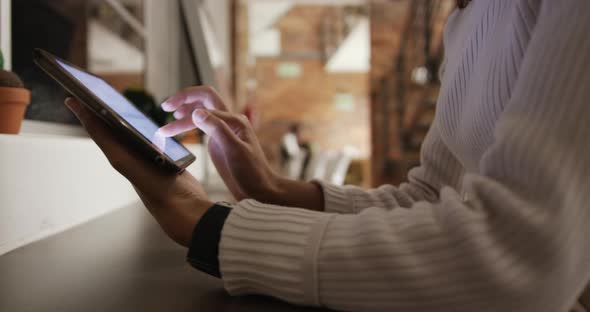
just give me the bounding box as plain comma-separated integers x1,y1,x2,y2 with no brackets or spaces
219,199,334,306
312,180,354,214
187,203,232,278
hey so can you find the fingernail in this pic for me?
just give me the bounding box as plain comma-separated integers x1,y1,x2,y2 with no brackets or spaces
161,95,180,112
161,101,173,112
193,109,208,122
155,127,169,137
173,110,183,119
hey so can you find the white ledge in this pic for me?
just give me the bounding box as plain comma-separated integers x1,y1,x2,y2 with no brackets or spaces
0,133,207,255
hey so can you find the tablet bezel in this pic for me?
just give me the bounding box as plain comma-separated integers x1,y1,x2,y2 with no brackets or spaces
33,48,196,173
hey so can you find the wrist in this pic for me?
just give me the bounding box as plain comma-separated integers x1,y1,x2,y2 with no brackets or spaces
181,198,214,247
160,197,213,248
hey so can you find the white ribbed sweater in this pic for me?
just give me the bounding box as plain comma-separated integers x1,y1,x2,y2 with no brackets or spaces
219,1,590,311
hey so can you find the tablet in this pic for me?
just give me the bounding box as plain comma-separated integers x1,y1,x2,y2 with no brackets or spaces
33,48,195,173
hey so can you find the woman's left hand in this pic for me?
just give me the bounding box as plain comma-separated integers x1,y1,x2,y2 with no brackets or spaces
65,98,212,247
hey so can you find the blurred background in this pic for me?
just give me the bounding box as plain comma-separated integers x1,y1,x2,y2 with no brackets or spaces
3,0,455,188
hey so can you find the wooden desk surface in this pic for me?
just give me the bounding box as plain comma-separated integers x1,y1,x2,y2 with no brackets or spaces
0,201,325,312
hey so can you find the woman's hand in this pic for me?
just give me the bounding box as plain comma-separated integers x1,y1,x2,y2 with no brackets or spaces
65,98,212,247
157,86,324,210
157,86,279,201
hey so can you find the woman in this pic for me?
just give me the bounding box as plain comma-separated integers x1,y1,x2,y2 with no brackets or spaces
65,0,590,311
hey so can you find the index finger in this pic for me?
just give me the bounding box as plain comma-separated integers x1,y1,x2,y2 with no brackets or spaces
161,86,227,113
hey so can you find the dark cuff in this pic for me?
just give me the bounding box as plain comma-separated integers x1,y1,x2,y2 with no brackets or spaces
186,203,232,278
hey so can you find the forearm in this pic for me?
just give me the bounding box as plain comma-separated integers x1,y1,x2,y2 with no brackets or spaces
133,172,213,248
252,124,461,215
253,176,325,211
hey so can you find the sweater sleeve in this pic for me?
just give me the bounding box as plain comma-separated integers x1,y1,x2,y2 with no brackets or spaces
219,2,590,311
319,121,465,214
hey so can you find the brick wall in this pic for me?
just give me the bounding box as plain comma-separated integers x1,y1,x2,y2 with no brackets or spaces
244,5,370,171
275,6,328,56
254,58,369,160
232,0,250,111
232,1,456,186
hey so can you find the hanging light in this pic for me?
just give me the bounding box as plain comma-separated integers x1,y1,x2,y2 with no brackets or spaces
411,66,430,85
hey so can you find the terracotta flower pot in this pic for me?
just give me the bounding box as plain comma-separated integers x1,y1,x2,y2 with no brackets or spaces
0,87,30,134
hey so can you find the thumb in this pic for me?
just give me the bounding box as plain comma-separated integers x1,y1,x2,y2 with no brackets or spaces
192,109,240,146
65,98,92,126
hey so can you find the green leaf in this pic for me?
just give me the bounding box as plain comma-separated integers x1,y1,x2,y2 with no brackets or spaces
0,50,4,70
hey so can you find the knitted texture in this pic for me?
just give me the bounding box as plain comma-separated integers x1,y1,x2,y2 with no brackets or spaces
220,1,590,311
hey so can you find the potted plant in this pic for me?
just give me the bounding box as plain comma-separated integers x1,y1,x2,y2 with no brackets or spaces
0,50,30,134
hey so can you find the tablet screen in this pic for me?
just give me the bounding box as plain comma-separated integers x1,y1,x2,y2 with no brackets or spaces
56,60,190,161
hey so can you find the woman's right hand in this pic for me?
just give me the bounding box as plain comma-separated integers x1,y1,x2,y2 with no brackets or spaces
157,86,276,201
156,86,324,210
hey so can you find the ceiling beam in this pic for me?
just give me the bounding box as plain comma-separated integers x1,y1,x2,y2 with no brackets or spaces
104,0,146,39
